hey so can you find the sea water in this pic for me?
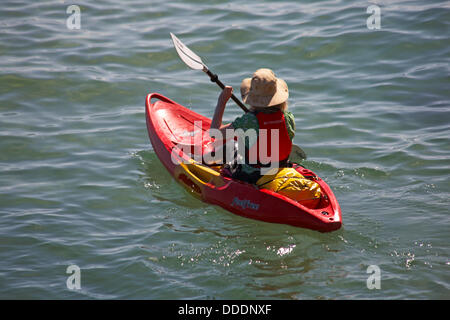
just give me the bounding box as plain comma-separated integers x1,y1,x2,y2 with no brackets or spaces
0,0,448,299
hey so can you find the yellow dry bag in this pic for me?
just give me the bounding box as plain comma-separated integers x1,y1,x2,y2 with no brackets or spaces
256,168,322,207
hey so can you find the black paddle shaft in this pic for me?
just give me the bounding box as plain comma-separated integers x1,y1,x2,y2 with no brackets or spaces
204,69,249,113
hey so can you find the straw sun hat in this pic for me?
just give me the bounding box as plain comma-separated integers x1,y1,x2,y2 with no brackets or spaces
240,68,289,108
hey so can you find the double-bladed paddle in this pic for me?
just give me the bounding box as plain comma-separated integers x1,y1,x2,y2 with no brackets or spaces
170,32,307,161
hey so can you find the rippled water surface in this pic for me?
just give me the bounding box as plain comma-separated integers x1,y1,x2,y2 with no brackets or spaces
0,0,449,299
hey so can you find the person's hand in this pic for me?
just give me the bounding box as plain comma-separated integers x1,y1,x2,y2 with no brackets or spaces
218,86,233,105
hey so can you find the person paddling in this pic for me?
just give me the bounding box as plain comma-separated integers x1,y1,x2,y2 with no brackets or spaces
209,68,295,183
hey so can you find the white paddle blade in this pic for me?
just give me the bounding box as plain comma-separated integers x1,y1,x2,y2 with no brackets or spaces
170,32,205,70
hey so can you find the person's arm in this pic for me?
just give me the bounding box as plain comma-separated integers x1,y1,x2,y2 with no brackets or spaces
210,86,233,131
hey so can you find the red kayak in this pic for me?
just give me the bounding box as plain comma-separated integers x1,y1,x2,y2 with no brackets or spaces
145,92,342,232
